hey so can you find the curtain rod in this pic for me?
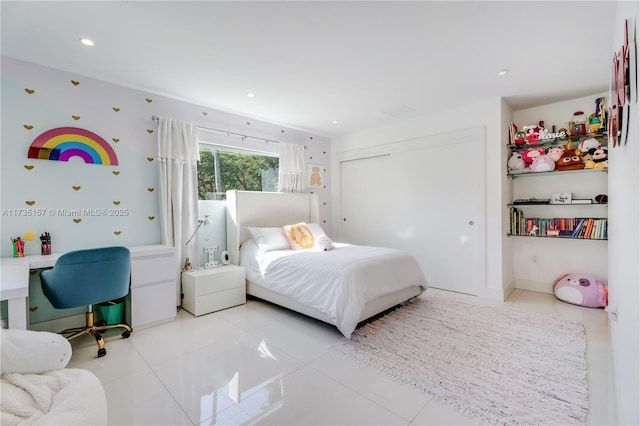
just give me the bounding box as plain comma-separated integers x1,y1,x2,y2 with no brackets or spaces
151,115,281,145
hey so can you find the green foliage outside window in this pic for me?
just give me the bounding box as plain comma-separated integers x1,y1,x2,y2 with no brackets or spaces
198,148,279,200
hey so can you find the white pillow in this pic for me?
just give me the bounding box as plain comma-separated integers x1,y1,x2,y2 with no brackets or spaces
247,227,289,253
307,223,327,240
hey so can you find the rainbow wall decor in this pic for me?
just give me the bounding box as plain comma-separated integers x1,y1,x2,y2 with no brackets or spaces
27,127,118,166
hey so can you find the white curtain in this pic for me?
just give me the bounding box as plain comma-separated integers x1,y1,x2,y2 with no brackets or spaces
157,118,199,305
278,142,306,192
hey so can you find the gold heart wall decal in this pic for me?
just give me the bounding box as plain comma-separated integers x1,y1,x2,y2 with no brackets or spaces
147,187,154,192
73,218,82,223
112,171,120,175
246,122,251,126
24,125,34,130
147,157,154,162
113,201,121,205
72,186,81,191
72,115,80,120
24,165,34,170
25,201,35,206
202,112,208,116
29,306,38,312
114,231,121,236
25,88,35,94
148,216,155,220
146,98,152,103
147,129,154,134
71,80,80,86
112,138,120,143
204,215,209,218
112,107,120,112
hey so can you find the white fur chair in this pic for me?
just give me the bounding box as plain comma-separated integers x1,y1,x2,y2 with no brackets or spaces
0,328,107,425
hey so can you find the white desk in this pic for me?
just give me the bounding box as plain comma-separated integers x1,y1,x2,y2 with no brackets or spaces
0,245,176,330
0,257,30,329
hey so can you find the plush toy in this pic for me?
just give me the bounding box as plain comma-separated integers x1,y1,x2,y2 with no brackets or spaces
556,150,585,171
590,146,608,169
553,273,608,308
547,146,564,162
315,235,335,251
522,147,546,164
577,138,601,153
507,152,526,170
529,154,556,173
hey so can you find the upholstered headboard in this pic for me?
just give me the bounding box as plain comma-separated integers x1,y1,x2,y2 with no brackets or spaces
226,190,319,265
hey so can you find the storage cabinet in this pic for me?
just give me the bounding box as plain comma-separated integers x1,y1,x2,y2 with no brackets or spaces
181,265,246,316
129,245,177,330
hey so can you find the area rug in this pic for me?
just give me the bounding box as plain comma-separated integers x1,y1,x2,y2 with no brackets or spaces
332,292,588,425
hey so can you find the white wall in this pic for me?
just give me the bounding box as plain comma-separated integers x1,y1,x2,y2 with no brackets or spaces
332,97,508,300
608,2,639,424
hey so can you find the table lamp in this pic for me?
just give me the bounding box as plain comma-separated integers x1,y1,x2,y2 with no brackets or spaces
184,217,211,270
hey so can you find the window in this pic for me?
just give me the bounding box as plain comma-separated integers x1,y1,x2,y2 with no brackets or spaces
197,129,279,200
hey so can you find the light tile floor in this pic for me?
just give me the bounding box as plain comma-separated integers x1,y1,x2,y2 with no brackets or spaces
67,288,617,425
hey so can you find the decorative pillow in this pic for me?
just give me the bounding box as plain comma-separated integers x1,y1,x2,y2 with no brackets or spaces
553,273,608,308
247,227,289,253
282,222,315,250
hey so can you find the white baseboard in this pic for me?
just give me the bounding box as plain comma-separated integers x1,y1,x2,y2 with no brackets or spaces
477,284,516,301
515,279,553,294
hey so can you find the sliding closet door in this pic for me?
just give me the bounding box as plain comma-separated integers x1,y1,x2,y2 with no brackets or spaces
339,129,485,295
340,154,392,246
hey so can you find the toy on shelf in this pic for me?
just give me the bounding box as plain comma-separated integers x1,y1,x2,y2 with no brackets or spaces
507,152,527,171
529,154,556,173
522,147,545,164
555,143,585,171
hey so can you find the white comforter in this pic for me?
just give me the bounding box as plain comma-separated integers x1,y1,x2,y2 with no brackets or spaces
241,240,427,337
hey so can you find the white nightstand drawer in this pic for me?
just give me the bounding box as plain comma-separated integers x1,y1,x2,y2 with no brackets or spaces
183,265,245,296
181,265,246,316
186,287,246,317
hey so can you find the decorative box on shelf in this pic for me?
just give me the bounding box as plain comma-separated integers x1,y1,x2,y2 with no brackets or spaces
181,264,246,316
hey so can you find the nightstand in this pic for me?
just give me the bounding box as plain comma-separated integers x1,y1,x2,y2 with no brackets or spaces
181,265,246,316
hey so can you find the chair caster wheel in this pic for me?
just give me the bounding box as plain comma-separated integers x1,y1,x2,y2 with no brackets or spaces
122,330,131,338
98,348,107,357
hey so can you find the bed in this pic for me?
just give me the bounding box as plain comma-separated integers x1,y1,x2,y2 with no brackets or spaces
226,190,427,338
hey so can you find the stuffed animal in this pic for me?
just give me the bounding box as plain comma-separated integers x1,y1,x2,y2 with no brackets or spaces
547,146,564,162
553,273,608,308
522,147,546,164
507,152,526,170
577,138,601,153
590,146,608,169
315,235,335,251
529,154,556,173
556,150,585,171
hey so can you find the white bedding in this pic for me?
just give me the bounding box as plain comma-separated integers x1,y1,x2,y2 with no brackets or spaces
240,240,427,338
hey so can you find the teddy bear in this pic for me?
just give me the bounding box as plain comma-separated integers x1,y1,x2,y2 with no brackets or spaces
553,273,608,308
529,154,556,173
315,235,335,251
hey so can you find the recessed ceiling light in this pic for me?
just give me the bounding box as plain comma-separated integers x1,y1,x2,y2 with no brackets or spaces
79,38,94,46
331,120,339,124
246,92,256,98
497,68,509,76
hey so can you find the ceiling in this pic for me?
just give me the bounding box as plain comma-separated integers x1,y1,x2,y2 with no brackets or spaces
1,1,618,137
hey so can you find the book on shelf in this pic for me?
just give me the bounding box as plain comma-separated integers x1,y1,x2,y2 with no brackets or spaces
571,199,593,204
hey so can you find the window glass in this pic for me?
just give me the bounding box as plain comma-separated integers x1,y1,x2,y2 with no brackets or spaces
198,144,279,200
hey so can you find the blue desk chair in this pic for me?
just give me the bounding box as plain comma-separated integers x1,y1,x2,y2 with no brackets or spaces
40,246,132,357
